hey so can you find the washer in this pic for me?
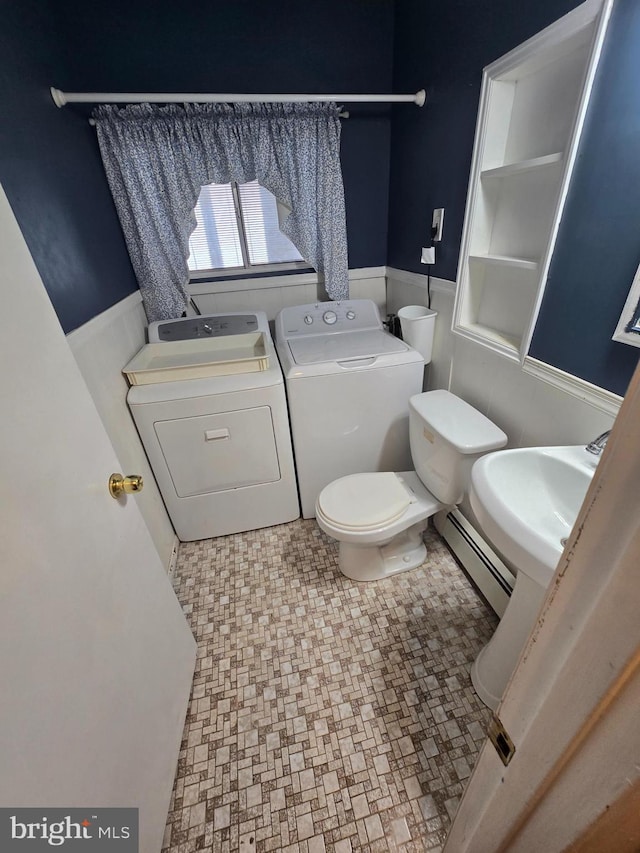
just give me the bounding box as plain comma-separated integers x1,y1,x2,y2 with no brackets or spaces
275,300,424,519
128,312,299,541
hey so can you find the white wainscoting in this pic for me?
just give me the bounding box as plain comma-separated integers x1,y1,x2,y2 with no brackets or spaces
188,267,387,320
66,267,387,565
386,267,620,448
387,265,622,607
67,292,178,569
68,266,620,571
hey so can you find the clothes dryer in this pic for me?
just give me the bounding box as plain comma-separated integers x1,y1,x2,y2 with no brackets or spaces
128,312,299,541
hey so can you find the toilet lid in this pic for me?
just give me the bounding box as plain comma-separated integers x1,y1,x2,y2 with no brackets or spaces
318,472,413,530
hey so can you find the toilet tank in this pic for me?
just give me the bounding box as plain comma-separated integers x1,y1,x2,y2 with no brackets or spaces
409,390,507,505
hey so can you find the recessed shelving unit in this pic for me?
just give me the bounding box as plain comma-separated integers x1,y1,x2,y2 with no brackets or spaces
453,0,613,362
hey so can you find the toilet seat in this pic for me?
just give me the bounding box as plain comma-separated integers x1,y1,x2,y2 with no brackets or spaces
316,470,444,580
317,472,415,531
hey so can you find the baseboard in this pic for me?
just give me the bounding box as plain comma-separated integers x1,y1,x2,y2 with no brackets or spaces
434,508,514,617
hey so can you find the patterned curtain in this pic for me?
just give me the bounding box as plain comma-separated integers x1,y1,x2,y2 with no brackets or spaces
94,102,349,321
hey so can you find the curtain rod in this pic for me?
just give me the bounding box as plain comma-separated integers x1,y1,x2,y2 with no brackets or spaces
50,87,426,108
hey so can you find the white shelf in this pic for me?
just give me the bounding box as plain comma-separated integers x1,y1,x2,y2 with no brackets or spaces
481,152,563,180
452,0,609,364
469,254,539,271
460,323,521,356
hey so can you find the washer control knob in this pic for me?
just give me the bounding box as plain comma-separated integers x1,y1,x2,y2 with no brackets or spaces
304,314,314,325
323,310,338,325
346,310,356,320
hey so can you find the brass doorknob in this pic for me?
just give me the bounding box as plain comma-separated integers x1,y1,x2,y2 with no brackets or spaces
109,473,144,499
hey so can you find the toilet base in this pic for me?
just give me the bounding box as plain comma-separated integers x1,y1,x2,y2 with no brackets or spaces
338,522,428,581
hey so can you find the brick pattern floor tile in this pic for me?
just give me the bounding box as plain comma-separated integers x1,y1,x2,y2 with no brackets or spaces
162,520,497,852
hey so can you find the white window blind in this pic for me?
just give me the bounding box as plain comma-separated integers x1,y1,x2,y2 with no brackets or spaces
188,183,243,270
238,183,303,265
187,180,303,273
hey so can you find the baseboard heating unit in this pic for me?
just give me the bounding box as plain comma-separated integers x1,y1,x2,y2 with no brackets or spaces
434,508,515,617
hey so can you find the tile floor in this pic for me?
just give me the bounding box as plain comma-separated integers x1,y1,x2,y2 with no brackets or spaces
163,520,498,853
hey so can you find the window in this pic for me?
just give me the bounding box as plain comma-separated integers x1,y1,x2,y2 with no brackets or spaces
187,180,306,277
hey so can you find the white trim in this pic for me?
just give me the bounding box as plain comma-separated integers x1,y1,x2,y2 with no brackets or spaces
188,272,319,294
189,261,311,281
188,265,386,295
488,0,604,79
452,63,492,328
350,266,387,281
385,266,456,297
516,0,614,361
65,267,388,342
385,267,622,415
66,290,143,344
451,0,614,364
523,356,623,417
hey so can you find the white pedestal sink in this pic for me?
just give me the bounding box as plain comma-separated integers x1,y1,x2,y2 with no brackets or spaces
469,445,596,709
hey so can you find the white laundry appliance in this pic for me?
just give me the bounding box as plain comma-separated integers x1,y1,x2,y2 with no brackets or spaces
275,300,424,518
127,312,299,541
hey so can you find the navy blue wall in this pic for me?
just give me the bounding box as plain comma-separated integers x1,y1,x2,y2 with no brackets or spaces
0,0,394,332
529,0,640,396
388,0,578,280
0,0,138,333
388,0,639,396
4,0,638,394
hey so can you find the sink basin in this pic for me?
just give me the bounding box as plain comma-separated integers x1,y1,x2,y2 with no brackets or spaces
470,445,595,586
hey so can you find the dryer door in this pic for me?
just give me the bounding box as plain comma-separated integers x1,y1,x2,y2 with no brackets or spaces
154,406,281,497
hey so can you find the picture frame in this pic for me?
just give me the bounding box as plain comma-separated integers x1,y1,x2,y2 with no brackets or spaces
612,261,640,349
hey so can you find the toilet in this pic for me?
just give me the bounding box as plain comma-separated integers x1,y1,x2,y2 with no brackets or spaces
316,390,507,581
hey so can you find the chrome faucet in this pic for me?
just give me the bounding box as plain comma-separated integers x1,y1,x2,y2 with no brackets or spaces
585,430,611,456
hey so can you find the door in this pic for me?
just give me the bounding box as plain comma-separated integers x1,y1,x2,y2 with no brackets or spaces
444,361,640,850
0,185,196,852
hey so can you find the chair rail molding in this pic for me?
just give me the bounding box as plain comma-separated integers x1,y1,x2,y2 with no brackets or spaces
66,289,143,344
523,356,623,417
385,266,456,297
188,265,387,296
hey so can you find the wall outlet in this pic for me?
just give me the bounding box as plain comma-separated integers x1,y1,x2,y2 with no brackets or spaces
432,208,445,242
421,246,435,264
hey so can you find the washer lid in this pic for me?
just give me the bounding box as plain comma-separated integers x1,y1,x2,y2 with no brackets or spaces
289,330,407,365
318,472,413,530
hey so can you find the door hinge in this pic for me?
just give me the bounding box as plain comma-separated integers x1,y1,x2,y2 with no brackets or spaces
488,713,516,766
